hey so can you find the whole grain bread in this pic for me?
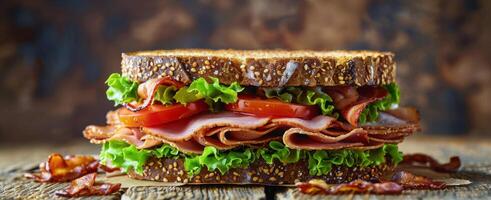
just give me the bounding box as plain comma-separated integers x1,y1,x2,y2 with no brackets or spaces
127,157,393,185
121,49,396,87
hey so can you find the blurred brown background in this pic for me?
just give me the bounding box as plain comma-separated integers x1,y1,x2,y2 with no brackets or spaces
0,0,490,144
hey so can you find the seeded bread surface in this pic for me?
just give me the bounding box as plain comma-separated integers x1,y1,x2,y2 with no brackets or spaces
121,49,396,87
127,157,393,185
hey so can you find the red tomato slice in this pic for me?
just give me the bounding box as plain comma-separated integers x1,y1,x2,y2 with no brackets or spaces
225,96,319,119
118,101,208,127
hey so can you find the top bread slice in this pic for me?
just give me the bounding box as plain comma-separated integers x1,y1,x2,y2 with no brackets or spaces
121,49,396,87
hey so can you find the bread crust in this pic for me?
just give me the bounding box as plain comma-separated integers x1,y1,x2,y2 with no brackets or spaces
121,49,396,87
128,157,393,185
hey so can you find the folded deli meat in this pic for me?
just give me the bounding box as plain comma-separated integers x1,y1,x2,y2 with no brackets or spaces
83,50,420,184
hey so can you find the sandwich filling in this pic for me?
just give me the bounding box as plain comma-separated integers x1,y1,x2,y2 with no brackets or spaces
84,73,419,177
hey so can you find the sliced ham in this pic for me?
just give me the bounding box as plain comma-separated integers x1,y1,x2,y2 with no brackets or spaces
161,138,205,154
363,111,421,136
85,105,420,153
193,128,235,150
217,126,281,146
106,110,120,125
143,112,270,141
84,126,162,149
124,77,185,112
282,128,369,150
340,86,388,126
341,98,379,126
83,125,117,140
369,137,404,144
271,115,337,132
325,86,359,110
384,107,420,124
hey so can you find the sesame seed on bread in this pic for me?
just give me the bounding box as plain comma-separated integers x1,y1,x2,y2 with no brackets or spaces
127,157,394,185
121,49,396,87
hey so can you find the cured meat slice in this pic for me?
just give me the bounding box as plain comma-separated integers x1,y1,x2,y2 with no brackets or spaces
106,110,121,125
143,112,270,141
83,125,117,140
363,111,421,136
124,77,184,112
271,115,337,132
217,126,281,146
85,106,420,153
282,128,368,150
162,138,204,154
193,128,234,151
325,86,359,110
84,126,162,149
340,86,388,126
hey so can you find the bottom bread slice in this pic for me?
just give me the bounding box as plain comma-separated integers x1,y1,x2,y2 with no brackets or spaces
127,157,394,185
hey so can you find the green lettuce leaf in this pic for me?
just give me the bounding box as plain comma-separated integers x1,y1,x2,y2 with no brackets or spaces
185,146,255,176
100,140,402,177
105,73,139,106
99,140,151,174
183,156,201,176
257,141,304,164
294,87,335,116
308,151,333,176
263,88,294,103
306,144,402,176
153,86,177,105
104,74,244,108
99,140,180,174
262,87,336,116
384,144,403,164
174,77,244,110
359,83,401,124
153,143,180,159
173,87,202,104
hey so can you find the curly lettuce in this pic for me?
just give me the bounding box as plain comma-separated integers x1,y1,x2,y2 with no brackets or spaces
262,87,336,116
257,141,304,164
99,140,180,174
184,146,255,176
100,140,402,176
174,77,244,110
263,88,294,103
153,85,177,105
105,73,139,106
307,144,402,176
359,83,401,124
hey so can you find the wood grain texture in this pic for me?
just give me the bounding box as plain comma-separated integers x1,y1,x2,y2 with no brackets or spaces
122,186,265,200
276,164,491,200
0,169,122,200
1,136,491,200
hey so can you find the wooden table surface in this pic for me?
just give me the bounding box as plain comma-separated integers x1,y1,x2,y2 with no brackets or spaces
1,135,491,200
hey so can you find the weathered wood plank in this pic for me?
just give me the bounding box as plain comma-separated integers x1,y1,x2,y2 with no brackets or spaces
0,171,123,200
122,186,265,200
276,164,491,200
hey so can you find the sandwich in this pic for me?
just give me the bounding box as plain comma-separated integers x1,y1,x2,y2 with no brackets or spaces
83,49,420,185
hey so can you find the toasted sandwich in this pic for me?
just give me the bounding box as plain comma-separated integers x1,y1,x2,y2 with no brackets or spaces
83,50,420,185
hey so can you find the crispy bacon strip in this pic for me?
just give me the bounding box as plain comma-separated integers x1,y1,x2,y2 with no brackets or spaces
296,179,403,195
297,170,448,195
324,86,359,110
25,154,99,182
341,86,388,126
24,154,120,182
402,153,461,173
123,77,184,112
55,173,121,197
392,171,446,189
